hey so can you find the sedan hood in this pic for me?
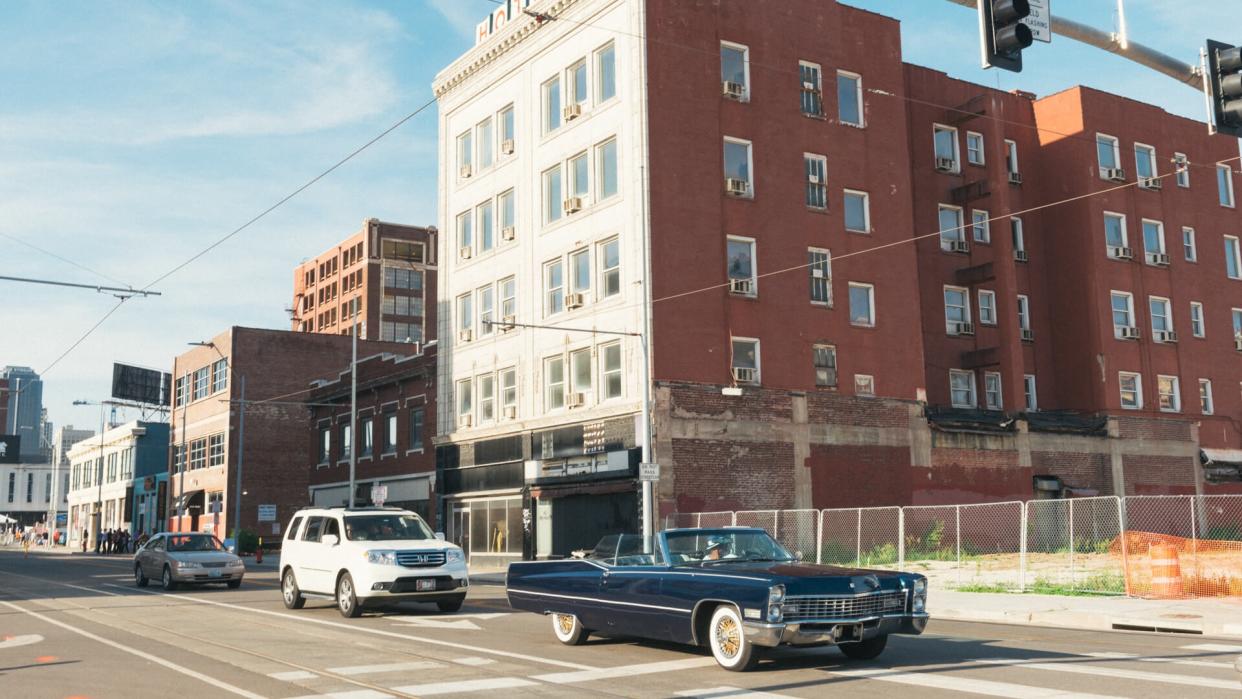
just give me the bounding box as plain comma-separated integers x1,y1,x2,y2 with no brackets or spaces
676,561,915,595
168,551,241,565
358,539,457,550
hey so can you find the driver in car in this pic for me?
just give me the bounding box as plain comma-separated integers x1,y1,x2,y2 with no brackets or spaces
704,537,738,561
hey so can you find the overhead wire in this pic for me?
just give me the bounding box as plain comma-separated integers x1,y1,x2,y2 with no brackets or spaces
0,232,132,287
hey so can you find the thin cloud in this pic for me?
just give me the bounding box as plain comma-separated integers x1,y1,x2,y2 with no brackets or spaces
426,0,482,39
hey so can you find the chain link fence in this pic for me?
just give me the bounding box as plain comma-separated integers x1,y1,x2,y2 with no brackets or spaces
665,494,1242,598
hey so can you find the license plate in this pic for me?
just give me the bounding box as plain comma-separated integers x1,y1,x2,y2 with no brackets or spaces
209,569,222,578
416,579,436,591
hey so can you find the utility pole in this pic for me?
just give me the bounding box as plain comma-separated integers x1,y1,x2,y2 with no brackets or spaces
232,375,246,550
348,314,358,508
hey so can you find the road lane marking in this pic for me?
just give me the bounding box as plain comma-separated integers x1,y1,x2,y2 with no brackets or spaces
105,583,597,670
0,599,267,699
1181,643,1242,652
89,574,131,578
391,618,482,630
1083,651,1236,670
269,670,319,681
326,661,442,676
828,667,1125,698
976,659,1241,689
452,656,495,666
0,634,44,649
675,687,793,698
532,657,718,684
389,678,537,695
286,691,394,699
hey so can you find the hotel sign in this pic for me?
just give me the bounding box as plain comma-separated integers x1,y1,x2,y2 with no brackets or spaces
476,0,542,46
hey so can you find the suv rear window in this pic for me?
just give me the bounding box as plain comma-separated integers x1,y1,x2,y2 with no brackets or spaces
286,516,303,541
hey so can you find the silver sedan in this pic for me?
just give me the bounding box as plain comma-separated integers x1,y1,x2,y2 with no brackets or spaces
133,532,246,590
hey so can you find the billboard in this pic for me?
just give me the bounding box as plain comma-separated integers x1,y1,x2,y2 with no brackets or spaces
0,435,19,464
111,363,171,406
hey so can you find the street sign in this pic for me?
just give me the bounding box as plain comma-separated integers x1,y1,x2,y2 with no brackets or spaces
1023,0,1051,44
257,504,277,522
371,484,388,506
639,462,660,482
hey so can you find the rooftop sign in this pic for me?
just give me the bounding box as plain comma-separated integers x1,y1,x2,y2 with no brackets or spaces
476,0,540,46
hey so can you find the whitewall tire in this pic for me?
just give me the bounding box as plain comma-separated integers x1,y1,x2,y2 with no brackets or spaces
708,605,758,671
551,612,590,645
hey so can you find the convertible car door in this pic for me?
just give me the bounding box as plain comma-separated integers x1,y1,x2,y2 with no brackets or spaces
600,564,681,640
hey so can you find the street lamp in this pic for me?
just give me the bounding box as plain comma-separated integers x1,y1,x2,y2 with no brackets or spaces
72,398,121,553
188,341,246,552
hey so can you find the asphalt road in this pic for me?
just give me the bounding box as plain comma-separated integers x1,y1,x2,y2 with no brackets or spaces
1,549,1240,699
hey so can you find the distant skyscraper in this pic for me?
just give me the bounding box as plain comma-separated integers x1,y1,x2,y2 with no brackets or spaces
2,366,44,462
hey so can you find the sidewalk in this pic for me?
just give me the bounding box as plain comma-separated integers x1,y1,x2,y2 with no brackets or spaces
935,589,1242,639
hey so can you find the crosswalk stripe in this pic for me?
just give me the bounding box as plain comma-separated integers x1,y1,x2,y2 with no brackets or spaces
325,661,441,676
1082,651,1235,670
389,678,537,695
286,691,393,699
451,657,495,666
1181,643,1242,653
976,659,1241,690
675,687,793,698
267,670,318,681
829,666,1124,698
531,657,718,684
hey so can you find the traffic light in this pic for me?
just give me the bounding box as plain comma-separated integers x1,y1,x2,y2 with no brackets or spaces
1206,39,1242,137
979,0,1034,73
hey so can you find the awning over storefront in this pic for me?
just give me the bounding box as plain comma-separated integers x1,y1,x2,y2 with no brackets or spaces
1201,449,1242,483
171,489,203,513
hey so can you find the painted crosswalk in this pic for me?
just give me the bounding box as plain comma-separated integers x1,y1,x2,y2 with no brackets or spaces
977,657,1242,690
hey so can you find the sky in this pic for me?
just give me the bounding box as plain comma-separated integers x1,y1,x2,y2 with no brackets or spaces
1,0,1236,435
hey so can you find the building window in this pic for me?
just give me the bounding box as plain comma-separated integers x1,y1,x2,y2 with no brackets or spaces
723,138,753,196
1119,372,1143,410
596,42,616,103
944,286,971,334
1104,212,1128,254
208,434,224,467
730,337,760,384
174,375,187,408
1200,379,1214,415
1174,152,1189,187
1157,375,1181,412
984,372,1003,410
727,237,757,295
478,200,494,252
1011,218,1026,257
966,131,985,165
1234,308,1242,341
570,248,591,300
457,379,473,423
570,348,592,403
1190,301,1205,338
456,293,473,339
1219,163,1236,208
1111,291,1135,337
544,164,563,225
1017,294,1031,332
498,189,515,240
569,151,589,201
950,370,976,408
855,374,875,396
1225,236,1241,279
808,248,831,305
720,42,749,99
972,210,990,243
939,205,965,250
1023,375,1038,411
599,238,620,298
543,75,561,132
193,366,210,400
799,61,823,116
500,276,517,321
813,344,837,388
359,418,373,457
190,438,207,470
479,375,495,423
569,59,588,108
26,473,33,503
478,285,494,336
545,258,564,315
457,130,472,175
805,153,827,209
597,138,618,201
849,283,875,327
1096,133,1119,173
500,105,515,154
843,190,870,233
1134,143,1157,180
601,342,622,399
409,408,424,451
456,210,472,252
837,71,863,127
1182,227,1197,262
933,124,959,172
211,359,227,394
544,356,565,410
1142,220,1166,262
978,289,997,325
1004,139,1019,178
501,369,517,416
382,239,425,263
384,414,397,454
478,117,494,170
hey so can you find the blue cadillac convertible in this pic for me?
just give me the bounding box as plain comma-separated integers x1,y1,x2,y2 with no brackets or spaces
507,527,929,671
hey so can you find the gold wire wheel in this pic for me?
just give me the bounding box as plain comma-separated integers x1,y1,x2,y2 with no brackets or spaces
715,615,740,658
556,614,575,635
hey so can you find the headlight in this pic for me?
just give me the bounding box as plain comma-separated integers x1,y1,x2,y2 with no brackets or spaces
365,550,397,565
228,559,245,568
913,578,927,595
913,596,926,613
767,585,785,622
445,548,465,564
175,560,202,569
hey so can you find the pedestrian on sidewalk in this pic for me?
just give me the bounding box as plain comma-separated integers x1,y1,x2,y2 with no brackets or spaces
22,531,31,558
81,527,88,553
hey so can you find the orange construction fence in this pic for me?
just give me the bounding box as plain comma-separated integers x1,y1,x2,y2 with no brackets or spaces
1113,531,1242,599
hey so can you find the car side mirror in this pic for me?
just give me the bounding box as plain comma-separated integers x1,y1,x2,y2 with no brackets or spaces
434,532,446,541
795,551,804,562
321,534,339,547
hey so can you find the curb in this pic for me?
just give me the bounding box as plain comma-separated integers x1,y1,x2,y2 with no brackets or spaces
935,606,1242,640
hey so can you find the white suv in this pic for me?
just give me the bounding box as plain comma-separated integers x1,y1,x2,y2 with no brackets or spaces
278,507,468,618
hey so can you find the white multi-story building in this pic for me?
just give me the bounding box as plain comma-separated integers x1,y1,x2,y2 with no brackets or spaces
0,462,61,527
434,0,650,565
65,421,168,549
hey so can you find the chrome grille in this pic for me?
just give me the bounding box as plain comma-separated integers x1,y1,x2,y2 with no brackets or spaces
782,592,904,621
201,561,228,568
396,550,446,567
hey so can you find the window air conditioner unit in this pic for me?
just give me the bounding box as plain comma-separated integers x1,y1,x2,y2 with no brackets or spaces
731,367,758,383
1147,252,1171,266
501,226,516,241
1235,338,1242,352
563,104,582,121
948,240,970,253
1021,328,1035,342
1155,330,1179,344
1008,171,1023,185
811,267,825,278
729,278,755,295
1119,326,1141,340
722,81,746,99
1104,167,1127,182
725,178,750,196
459,246,473,260
566,392,586,409
460,165,472,179
501,139,515,155
801,81,818,91
951,321,975,336
807,173,820,184
1014,250,1029,262
565,292,586,310
562,196,583,214
460,414,473,428
500,314,516,332
458,329,473,343
1109,246,1133,260
1139,176,1163,190
935,157,957,172
503,405,517,419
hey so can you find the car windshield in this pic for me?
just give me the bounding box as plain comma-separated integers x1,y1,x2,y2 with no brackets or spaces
167,535,226,552
343,514,435,541
664,529,796,564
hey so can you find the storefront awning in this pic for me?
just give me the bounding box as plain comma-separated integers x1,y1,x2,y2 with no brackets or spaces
171,489,203,513
1201,449,1242,483
1202,448,1242,465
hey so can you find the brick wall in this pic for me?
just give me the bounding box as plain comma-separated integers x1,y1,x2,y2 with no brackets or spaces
809,444,910,507
806,392,910,428
670,438,794,513
1115,416,1193,442
1030,450,1112,495
667,382,793,422
1122,454,1198,495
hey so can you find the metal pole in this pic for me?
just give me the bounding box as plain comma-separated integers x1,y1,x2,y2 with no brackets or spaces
1118,496,1132,596
231,375,245,552
1189,495,1198,596
1019,501,1028,592
640,333,653,540
816,509,824,564
12,378,20,460
898,508,906,570
955,506,962,588
95,403,104,551
349,319,358,508
856,509,862,568
177,371,188,533
1069,498,1076,589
